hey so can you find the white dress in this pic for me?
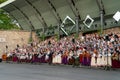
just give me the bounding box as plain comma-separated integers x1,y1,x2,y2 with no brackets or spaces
91,54,96,67
57,54,62,64
107,53,112,66
103,53,112,66
52,54,57,64
45,54,49,61
97,54,102,66
101,55,106,66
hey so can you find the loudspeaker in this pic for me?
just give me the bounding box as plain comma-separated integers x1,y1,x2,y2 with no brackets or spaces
72,38,75,43
114,34,119,39
0,59,2,62
104,35,110,41
48,41,51,45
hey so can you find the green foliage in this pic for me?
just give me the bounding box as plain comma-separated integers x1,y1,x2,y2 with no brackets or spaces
0,0,7,4
55,33,59,41
28,36,33,43
28,31,33,43
97,26,103,36
0,9,20,30
40,33,45,41
74,34,79,39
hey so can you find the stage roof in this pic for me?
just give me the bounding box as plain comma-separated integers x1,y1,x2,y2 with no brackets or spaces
1,0,120,30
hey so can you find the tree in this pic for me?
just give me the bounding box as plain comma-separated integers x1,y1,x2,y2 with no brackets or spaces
0,9,20,30
0,0,7,4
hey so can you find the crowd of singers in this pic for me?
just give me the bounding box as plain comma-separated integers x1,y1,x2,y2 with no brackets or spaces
2,32,120,68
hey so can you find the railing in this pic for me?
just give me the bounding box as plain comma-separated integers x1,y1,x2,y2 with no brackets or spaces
35,22,120,39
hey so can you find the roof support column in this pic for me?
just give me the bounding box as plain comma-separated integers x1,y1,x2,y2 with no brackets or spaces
96,0,105,35
76,17,79,36
58,24,60,40
100,10,104,35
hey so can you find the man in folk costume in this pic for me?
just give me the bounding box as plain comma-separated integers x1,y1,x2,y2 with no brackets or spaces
40,48,45,63
34,51,39,64
96,44,102,67
72,50,79,67
68,49,74,65
45,49,50,63
6,51,12,63
82,48,88,66
37,52,41,63
103,41,112,69
48,49,54,65
15,50,20,63
79,47,84,66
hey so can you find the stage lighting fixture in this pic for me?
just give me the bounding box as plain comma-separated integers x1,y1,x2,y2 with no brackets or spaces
83,15,94,28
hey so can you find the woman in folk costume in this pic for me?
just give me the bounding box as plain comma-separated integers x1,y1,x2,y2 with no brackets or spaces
111,51,119,68
98,39,105,66
56,51,62,64
62,49,68,65
86,51,91,66
45,49,50,63
82,49,87,66
31,52,35,64
12,51,19,63
40,49,46,63
106,49,112,67
117,46,120,67
39,49,43,63
24,52,28,63
25,52,30,63
32,52,38,64
79,49,84,65
107,42,112,66
20,53,26,63
91,49,98,67
68,49,74,65
118,53,120,68
96,45,102,67
96,53,102,67
52,52,57,64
